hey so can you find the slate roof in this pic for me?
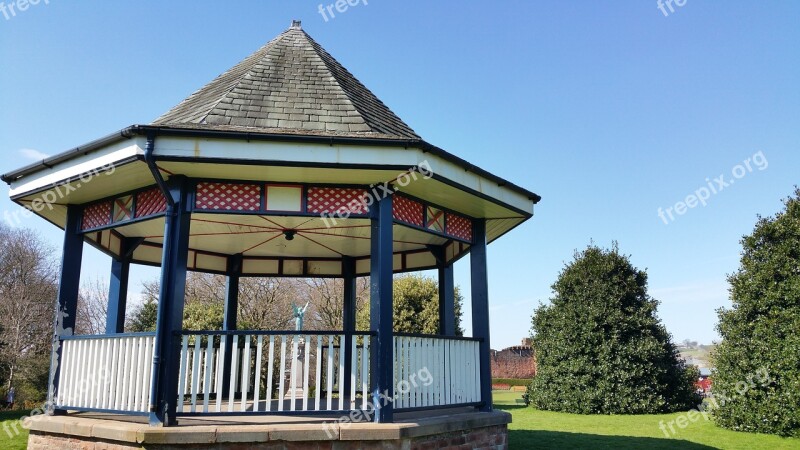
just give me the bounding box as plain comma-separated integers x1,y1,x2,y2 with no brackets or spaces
153,21,419,140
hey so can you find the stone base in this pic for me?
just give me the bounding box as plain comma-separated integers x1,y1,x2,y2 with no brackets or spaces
26,410,510,450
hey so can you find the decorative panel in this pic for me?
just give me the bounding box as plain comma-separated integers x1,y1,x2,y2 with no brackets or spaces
135,188,167,218
82,201,112,230
306,187,369,215
195,182,261,211
112,195,133,223
393,195,424,226
445,213,472,242
425,206,444,233
266,185,303,212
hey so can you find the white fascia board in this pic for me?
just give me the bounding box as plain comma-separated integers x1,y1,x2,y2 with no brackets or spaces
8,137,146,198
154,137,534,215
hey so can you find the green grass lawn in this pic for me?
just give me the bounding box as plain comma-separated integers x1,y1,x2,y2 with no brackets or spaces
0,410,32,450
492,391,800,449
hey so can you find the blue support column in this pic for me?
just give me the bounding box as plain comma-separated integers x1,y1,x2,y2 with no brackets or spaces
437,247,456,336
342,256,356,406
369,194,393,422
470,219,493,412
106,239,135,334
47,205,84,413
220,254,242,397
149,176,191,426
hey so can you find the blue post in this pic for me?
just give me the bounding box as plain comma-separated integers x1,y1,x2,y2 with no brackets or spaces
470,219,492,412
106,240,134,334
369,194,393,422
437,247,455,336
149,176,191,426
47,205,84,413
221,254,242,397
342,256,356,406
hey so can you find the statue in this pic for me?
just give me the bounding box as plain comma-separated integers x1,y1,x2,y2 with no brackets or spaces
291,301,310,331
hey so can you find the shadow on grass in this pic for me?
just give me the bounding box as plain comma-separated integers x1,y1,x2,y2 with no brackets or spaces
509,430,717,450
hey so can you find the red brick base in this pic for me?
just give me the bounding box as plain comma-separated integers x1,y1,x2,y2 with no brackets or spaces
28,423,508,450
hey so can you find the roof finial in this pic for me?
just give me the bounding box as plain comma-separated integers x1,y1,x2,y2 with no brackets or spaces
291,20,302,29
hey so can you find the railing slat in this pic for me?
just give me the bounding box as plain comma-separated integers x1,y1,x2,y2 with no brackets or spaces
177,335,189,411
314,335,322,411
253,335,263,412
349,335,357,410
326,336,334,411
241,335,251,412
266,336,275,412
215,335,226,413
190,337,202,412
289,336,298,411
337,334,345,410
303,335,310,411
228,335,239,412
361,336,369,411
203,337,214,412
277,336,287,412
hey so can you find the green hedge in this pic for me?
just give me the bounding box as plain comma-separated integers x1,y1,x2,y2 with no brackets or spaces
492,378,532,387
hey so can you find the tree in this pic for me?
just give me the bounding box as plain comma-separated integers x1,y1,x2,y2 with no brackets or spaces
75,277,109,335
356,274,464,335
301,278,369,330
0,225,58,406
529,244,699,414
713,188,800,437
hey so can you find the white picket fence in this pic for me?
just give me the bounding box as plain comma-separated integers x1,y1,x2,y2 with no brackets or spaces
54,332,481,416
176,333,371,413
56,334,155,413
393,335,481,409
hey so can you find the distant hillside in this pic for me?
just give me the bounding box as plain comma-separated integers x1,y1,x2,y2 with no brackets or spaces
676,340,717,368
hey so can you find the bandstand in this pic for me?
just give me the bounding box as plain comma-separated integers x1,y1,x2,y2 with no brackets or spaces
3,20,540,450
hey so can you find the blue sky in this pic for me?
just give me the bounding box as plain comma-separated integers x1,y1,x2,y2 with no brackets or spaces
1,1,798,350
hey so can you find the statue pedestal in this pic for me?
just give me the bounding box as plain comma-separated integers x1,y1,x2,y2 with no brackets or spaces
284,337,306,399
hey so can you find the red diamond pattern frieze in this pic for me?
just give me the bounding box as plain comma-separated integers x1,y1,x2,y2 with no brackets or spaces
135,188,167,218
393,195,423,226
307,187,370,215
445,213,472,242
82,201,112,230
196,182,261,211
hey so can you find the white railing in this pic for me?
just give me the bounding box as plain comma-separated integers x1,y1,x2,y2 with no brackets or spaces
176,332,371,413
55,332,481,416
393,335,481,409
56,333,155,413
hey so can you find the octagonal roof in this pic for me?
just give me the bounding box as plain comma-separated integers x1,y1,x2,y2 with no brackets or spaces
153,20,419,140
2,21,540,276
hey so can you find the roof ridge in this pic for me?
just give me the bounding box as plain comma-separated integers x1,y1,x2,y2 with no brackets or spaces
301,30,419,139
152,30,288,125
152,25,419,139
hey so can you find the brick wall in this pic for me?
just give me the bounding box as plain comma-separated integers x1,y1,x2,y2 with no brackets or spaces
29,424,509,450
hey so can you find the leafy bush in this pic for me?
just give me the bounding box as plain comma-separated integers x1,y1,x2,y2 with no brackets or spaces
528,244,700,414
713,188,800,437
